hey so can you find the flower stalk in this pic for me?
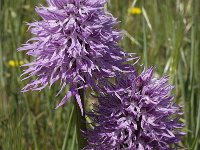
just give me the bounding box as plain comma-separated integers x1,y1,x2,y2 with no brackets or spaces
74,88,86,149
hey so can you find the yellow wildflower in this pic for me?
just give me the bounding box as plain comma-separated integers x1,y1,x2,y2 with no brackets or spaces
8,60,16,67
128,7,142,15
8,60,24,67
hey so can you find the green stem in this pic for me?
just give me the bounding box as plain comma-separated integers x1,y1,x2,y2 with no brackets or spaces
74,88,87,150
62,105,74,150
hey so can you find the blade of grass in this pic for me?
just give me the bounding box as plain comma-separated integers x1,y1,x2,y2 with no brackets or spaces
122,30,142,48
70,125,77,150
142,7,152,31
24,97,39,150
142,1,148,68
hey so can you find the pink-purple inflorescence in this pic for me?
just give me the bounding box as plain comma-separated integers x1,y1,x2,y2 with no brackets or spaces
85,68,184,150
18,0,134,113
18,0,184,149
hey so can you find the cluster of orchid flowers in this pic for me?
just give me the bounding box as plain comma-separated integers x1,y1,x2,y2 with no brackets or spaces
18,0,184,149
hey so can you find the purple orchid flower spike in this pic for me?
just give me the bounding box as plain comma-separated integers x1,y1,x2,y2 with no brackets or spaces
85,67,184,150
18,0,135,113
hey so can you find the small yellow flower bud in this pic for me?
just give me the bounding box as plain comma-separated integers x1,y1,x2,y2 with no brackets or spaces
8,60,16,67
8,60,24,67
128,7,141,15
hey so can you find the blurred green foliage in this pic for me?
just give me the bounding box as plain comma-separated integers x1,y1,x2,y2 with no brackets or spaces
0,0,199,149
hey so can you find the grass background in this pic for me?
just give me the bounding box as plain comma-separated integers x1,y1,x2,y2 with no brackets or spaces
0,0,199,149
